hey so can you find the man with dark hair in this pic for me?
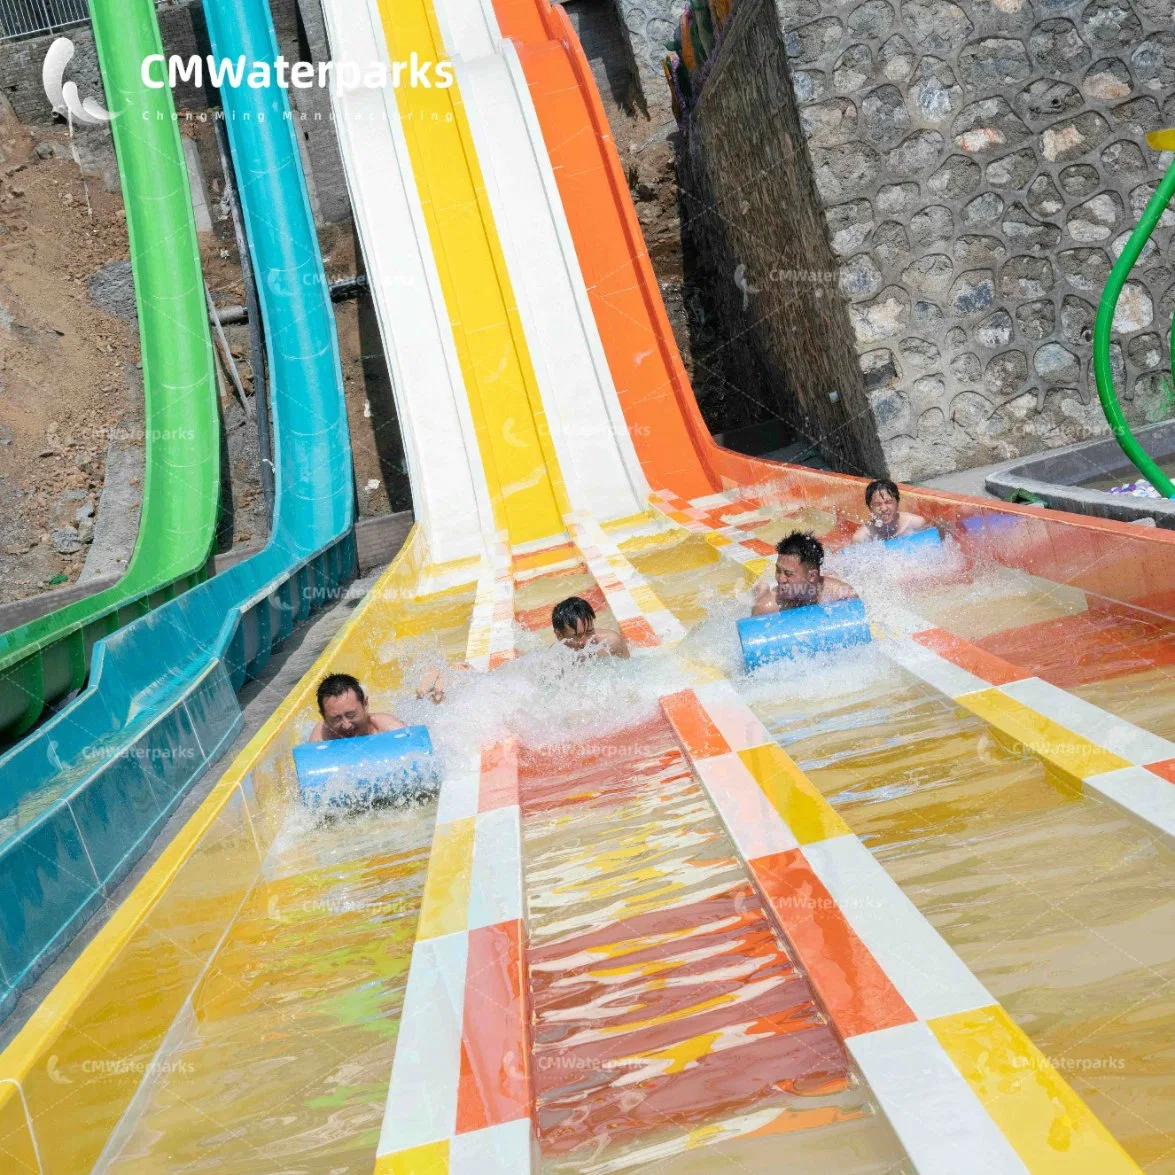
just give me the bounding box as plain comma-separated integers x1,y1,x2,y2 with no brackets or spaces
309,673,405,741
752,532,857,614
414,596,630,704
852,478,928,543
551,596,629,658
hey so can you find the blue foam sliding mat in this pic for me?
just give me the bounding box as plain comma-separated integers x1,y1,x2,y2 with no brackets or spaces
293,727,438,808
738,598,871,669
884,527,942,554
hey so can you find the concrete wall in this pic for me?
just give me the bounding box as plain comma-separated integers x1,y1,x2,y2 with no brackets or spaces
678,0,1175,481
680,0,891,475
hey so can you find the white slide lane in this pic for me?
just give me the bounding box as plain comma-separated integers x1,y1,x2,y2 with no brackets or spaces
433,0,651,524
320,0,495,566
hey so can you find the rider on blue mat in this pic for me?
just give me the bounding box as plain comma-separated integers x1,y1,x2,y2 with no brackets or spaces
310,673,405,741
752,532,856,615
851,478,928,544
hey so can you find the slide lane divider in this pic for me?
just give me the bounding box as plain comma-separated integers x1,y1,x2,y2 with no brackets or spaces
664,492,1175,845
881,621,1175,844
464,536,517,672
661,681,1140,1174
565,512,684,649
373,742,536,1175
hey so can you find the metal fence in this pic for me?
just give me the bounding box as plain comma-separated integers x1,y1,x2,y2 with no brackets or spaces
0,0,90,42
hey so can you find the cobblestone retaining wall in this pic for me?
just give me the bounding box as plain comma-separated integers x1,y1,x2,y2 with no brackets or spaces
680,0,1175,480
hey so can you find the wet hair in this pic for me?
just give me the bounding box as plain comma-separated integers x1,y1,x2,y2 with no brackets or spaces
775,531,825,570
865,478,900,506
317,672,366,715
552,596,596,635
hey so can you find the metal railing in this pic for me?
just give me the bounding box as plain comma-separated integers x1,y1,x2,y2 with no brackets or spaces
0,0,89,42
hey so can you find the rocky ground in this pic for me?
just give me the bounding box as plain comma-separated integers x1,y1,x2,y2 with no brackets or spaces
0,104,390,608
0,100,138,603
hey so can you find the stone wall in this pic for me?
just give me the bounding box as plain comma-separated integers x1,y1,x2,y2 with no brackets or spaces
609,0,681,116
679,0,1175,480
680,0,892,474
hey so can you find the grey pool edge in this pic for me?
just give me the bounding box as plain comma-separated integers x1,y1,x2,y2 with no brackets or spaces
984,420,1175,530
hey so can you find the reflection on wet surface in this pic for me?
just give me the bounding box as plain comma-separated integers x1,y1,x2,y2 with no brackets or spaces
626,533,754,630
102,807,434,1173
60,498,1175,1172
741,657,1175,1172
519,719,908,1174
977,602,1175,743
907,568,1175,743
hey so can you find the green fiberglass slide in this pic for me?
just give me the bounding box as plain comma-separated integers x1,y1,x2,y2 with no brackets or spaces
0,0,220,743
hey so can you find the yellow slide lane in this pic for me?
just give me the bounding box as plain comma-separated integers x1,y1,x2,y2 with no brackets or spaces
375,0,569,548
0,532,478,1172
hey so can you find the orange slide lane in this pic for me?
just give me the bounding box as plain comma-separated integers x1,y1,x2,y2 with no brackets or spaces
492,0,720,501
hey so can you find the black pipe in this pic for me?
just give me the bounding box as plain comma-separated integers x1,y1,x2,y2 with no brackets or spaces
212,276,368,325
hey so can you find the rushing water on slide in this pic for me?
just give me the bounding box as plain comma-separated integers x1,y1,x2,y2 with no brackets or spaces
91,510,1174,1171
100,804,436,1172
518,720,909,1174
730,645,1175,1173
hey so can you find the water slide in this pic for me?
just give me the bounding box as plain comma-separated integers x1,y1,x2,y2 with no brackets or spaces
2,0,1175,1172
0,0,222,743
0,0,354,1018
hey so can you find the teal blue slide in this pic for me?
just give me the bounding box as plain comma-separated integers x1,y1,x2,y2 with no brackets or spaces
0,0,356,1015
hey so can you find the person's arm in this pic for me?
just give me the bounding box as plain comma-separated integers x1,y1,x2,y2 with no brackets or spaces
850,524,872,544
370,712,408,732
822,575,858,603
309,720,327,742
899,511,928,534
416,667,446,704
751,583,778,615
600,629,630,659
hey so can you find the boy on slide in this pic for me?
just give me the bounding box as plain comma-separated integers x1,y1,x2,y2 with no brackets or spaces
851,478,928,544
310,673,406,741
551,596,630,659
752,532,856,615
414,595,629,705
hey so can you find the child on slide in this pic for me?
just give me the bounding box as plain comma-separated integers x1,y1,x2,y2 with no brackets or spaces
850,478,928,544
415,595,629,704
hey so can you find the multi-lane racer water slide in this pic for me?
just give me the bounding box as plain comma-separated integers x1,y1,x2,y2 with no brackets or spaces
2,0,1175,1170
